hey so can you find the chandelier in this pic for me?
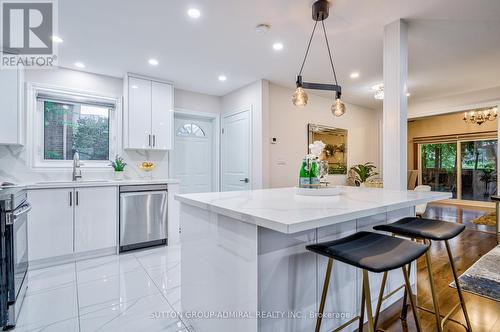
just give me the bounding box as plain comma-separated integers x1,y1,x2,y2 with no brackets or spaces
292,0,345,117
462,107,498,125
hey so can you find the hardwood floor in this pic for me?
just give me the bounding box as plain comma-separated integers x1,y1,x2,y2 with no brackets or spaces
371,204,500,332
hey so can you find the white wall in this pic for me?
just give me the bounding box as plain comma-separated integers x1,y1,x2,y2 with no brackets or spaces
0,67,221,183
268,83,381,188
175,88,221,114
221,79,270,189
408,85,500,119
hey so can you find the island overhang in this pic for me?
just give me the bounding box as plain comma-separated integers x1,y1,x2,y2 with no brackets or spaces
175,186,451,234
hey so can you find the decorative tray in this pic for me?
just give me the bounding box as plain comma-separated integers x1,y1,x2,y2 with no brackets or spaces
295,185,343,196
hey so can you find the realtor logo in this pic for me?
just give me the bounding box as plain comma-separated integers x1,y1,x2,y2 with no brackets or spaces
1,0,57,68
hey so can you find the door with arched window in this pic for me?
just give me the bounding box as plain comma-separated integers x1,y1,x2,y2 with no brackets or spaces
172,115,215,194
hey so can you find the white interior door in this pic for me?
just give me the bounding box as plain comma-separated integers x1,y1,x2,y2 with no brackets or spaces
221,109,251,191
173,115,215,194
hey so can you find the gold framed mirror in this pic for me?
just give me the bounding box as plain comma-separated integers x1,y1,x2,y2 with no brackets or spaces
307,124,347,175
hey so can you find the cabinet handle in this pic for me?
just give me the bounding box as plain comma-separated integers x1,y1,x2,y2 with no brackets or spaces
153,135,156,147
76,191,79,206
69,191,72,206
148,134,151,147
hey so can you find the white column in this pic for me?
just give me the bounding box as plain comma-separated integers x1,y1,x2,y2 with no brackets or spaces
383,19,408,190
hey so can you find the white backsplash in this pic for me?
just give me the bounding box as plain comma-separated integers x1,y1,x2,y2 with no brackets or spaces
0,145,169,184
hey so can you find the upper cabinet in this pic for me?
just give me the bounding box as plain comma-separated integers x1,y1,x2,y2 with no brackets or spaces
124,74,173,150
0,52,24,146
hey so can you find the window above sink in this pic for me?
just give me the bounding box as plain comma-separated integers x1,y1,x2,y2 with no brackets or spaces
27,84,120,170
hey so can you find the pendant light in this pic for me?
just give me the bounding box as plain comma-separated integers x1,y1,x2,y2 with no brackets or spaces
292,0,345,117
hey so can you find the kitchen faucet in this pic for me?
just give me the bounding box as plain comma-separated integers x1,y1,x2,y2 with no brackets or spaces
72,152,83,181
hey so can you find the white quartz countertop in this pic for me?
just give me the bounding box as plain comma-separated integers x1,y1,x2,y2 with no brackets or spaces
24,178,180,190
175,186,451,234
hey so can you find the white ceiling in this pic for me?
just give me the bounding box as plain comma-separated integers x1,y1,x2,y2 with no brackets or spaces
57,0,500,109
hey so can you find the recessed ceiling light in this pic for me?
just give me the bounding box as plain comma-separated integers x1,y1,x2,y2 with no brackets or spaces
74,62,85,68
131,85,138,89
272,42,284,51
148,58,159,66
406,92,411,97
218,75,227,82
350,72,360,79
187,8,201,19
51,35,63,43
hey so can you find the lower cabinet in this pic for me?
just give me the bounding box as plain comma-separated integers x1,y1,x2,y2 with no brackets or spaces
28,186,118,263
74,187,117,253
28,188,74,261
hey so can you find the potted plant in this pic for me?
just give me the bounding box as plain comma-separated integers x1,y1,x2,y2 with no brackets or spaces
350,162,378,187
110,155,127,180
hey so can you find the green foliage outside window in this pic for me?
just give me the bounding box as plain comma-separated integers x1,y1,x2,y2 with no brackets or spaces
43,101,110,161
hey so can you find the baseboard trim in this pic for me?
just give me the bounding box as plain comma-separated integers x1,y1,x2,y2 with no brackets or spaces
28,247,117,270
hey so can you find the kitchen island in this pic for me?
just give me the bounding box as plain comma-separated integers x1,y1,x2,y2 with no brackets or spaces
175,186,450,332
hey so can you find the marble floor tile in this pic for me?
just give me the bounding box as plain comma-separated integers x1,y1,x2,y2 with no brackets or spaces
76,252,142,283
15,284,78,331
27,263,76,295
17,245,187,332
13,318,80,332
146,261,182,312
77,268,160,313
135,244,180,269
146,261,180,290
79,293,186,332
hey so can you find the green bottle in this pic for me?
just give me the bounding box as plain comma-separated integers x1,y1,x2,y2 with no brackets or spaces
310,160,320,186
299,159,311,188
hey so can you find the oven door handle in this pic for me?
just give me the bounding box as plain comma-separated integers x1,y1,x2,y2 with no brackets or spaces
6,203,32,225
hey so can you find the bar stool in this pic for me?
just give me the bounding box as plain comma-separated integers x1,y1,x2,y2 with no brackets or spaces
373,217,472,332
306,231,429,332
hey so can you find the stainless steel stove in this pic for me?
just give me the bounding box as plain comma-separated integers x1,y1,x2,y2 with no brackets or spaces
0,182,30,330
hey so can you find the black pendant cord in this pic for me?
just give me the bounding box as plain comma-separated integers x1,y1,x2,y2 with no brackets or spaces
321,19,338,87
298,19,319,77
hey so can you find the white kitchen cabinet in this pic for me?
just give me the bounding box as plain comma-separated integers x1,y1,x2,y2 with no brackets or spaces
151,81,174,149
28,186,117,264
28,188,74,261
127,77,152,149
74,187,117,253
124,74,173,150
0,51,24,146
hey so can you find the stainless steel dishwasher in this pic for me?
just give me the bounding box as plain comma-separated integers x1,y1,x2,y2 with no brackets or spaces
119,184,168,252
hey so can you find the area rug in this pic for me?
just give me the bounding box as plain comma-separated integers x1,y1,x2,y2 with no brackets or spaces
470,212,496,227
450,245,500,302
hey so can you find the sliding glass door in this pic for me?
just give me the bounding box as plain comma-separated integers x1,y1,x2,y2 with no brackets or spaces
421,143,457,198
460,140,497,201
419,138,497,202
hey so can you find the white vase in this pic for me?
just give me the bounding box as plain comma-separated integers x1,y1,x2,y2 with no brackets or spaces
114,171,124,180
359,182,366,188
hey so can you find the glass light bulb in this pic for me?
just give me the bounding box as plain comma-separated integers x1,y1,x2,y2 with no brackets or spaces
292,87,308,106
331,98,346,117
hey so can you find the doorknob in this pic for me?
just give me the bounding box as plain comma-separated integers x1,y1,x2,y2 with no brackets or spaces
239,178,249,183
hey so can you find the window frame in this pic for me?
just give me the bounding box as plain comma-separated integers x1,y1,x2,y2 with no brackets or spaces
29,84,119,170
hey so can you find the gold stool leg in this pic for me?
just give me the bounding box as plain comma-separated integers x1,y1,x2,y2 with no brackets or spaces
316,258,334,332
373,271,388,330
362,270,375,332
400,237,414,321
400,262,412,320
402,265,422,332
445,240,473,332
358,280,366,332
423,240,442,332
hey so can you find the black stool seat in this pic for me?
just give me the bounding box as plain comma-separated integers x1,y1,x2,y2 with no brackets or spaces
373,217,465,241
306,231,429,273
